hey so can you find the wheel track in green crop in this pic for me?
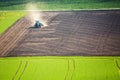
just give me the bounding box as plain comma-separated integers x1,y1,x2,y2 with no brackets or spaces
64,59,76,80
11,61,28,80
18,61,28,80
12,61,22,80
115,59,120,70
70,59,75,80
64,59,70,80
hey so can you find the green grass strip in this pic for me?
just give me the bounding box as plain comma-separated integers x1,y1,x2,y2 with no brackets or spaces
0,12,26,35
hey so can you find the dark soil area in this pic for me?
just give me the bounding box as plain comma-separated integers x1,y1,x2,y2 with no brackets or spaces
0,10,120,56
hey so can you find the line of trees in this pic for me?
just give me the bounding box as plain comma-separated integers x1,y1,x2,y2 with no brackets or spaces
0,0,119,7
0,0,119,2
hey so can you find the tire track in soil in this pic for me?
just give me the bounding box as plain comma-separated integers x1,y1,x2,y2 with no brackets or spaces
99,12,120,55
0,16,32,56
0,19,22,48
7,13,59,56
7,27,30,57
96,13,117,54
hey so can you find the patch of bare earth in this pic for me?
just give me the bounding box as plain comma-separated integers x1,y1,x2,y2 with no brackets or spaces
0,10,120,56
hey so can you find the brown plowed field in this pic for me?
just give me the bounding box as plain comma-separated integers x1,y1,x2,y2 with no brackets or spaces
0,10,120,56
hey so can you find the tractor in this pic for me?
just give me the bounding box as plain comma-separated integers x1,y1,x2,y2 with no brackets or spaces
34,20,43,28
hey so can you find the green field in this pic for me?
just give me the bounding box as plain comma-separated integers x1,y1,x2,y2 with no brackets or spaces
0,57,120,80
0,0,120,10
0,12,26,35
0,0,120,80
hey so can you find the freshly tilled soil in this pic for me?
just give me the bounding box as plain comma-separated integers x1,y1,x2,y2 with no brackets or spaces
0,10,120,56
